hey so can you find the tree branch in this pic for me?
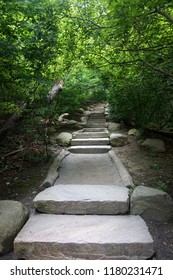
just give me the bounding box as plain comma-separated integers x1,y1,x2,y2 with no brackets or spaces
156,7,173,23
140,58,173,79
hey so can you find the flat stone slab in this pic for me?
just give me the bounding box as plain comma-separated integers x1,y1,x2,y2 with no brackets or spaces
86,123,106,128
89,113,105,117
72,132,108,139
68,145,111,153
55,153,125,186
71,138,110,146
83,128,107,132
33,184,129,215
14,214,154,260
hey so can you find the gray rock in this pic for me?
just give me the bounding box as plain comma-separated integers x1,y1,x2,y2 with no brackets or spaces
142,139,166,152
110,133,128,147
0,200,29,255
108,122,121,132
131,186,173,221
33,184,130,215
14,214,154,260
128,128,140,136
56,132,72,146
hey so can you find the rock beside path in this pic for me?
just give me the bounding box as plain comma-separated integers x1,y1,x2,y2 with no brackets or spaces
108,122,120,132
128,128,140,137
56,132,72,146
142,139,166,152
131,186,173,222
0,200,29,255
110,133,128,147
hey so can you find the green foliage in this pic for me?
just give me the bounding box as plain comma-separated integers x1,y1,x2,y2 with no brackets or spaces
157,180,169,191
55,64,107,114
0,0,173,132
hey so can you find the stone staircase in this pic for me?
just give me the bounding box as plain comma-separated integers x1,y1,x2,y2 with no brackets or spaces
14,105,155,260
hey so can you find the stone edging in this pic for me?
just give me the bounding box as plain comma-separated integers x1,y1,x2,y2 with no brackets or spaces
40,149,70,190
108,150,133,188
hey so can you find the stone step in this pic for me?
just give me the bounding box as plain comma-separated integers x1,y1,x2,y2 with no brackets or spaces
14,214,154,260
33,184,129,215
68,145,111,154
71,138,110,146
88,117,105,122
83,128,107,132
89,112,105,117
86,123,106,128
72,132,109,139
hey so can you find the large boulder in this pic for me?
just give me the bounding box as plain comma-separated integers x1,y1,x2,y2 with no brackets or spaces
130,186,173,222
110,133,128,147
108,122,121,132
0,200,29,255
142,139,166,152
56,132,72,146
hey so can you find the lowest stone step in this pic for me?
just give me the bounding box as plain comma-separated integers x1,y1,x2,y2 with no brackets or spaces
33,184,129,215
14,214,154,260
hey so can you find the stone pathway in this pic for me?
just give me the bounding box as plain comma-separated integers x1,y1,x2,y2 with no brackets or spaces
14,104,155,259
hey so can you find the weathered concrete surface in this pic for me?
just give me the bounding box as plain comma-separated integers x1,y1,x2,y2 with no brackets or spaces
71,138,110,146
110,133,128,147
68,145,111,154
108,151,133,188
14,214,154,260
142,139,166,152
131,186,173,222
55,153,125,186
72,131,108,139
0,200,29,255
33,184,129,215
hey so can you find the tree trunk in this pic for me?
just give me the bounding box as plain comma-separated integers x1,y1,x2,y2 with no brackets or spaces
0,103,27,139
0,79,64,139
47,79,64,103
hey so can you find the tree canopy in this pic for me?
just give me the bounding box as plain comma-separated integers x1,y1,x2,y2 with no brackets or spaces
1,0,173,129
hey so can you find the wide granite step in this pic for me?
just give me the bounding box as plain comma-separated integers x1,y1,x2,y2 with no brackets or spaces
89,113,105,118
72,131,109,139
71,138,110,146
83,128,107,132
88,117,105,121
85,123,106,128
33,184,129,215
14,214,154,260
68,145,111,153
